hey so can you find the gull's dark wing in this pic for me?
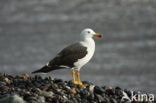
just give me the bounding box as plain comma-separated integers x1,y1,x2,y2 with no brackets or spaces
32,43,87,73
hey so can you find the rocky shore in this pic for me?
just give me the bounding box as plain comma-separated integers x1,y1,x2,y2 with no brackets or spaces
0,73,155,103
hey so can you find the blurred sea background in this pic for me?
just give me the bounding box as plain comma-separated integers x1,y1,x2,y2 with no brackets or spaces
0,0,156,94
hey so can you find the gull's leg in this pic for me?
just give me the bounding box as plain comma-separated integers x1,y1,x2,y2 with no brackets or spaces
77,69,88,86
77,69,81,84
72,69,78,84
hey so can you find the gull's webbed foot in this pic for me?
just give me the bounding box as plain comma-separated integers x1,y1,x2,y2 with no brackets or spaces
73,81,88,87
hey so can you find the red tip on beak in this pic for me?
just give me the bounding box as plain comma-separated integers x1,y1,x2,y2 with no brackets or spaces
94,33,102,38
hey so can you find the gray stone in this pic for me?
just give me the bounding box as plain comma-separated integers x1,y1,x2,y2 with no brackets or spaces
0,95,25,103
40,91,54,98
36,96,45,103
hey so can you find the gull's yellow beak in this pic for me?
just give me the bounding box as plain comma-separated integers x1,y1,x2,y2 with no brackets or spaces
93,33,102,38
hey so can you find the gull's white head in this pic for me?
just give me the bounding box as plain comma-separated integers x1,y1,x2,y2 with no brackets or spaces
80,28,102,39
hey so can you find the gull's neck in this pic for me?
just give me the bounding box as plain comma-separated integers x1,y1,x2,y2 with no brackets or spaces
80,37,95,50
81,37,94,44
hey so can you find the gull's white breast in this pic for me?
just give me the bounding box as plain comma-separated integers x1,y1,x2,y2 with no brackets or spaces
74,38,95,69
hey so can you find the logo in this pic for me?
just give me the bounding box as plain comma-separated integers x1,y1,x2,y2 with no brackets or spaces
122,91,155,102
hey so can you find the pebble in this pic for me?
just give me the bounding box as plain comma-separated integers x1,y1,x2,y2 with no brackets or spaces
3,78,11,84
19,74,29,81
0,82,6,86
51,83,59,89
0,86,9,91
89,85,95,93
37,96,45,103
95,94,105,102
42,84,51,91
69,88,77,94
106,87,115,95
0,73,154,103
94,86,105,94
0,95,25,103
40,91,54,98
110,98,118,103
54,79,63,83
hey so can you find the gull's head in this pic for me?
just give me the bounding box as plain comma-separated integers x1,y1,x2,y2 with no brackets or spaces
80,28,102,39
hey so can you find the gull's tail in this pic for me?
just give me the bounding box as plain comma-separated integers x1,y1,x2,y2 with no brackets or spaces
31,65,62,74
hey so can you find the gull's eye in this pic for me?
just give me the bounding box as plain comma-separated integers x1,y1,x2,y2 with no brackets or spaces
87,31,90,33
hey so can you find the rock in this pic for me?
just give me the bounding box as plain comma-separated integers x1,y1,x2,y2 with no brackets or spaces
106,87,115,95
108,86,112,90
0,73,153,103
53,89,63,95
64,86,71,91
0,82,6,86
57,81,65,86
67,80,75,87
68,88,77,94
90,93,95,100
0,86,9,91
40,91,54,98
36,88,42,93
42,84,51,91
110,98,118,103
75,88,80,93
51,83,59,89
54,79,63,83
0,73,8,77
95,94,105,102
19,74,29,81
89,85,95,93
45,76,54,81
26,96,37,101
48,76,54,81
94,86,105,94
124,89,132,98
34,75,42,80
115,87,123,98
81,99,88,103
60,96,67,103
2,78,11,84
0,95,25,103
73,99,78,103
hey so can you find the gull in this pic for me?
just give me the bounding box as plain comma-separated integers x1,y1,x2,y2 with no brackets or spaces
32,28,102,86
